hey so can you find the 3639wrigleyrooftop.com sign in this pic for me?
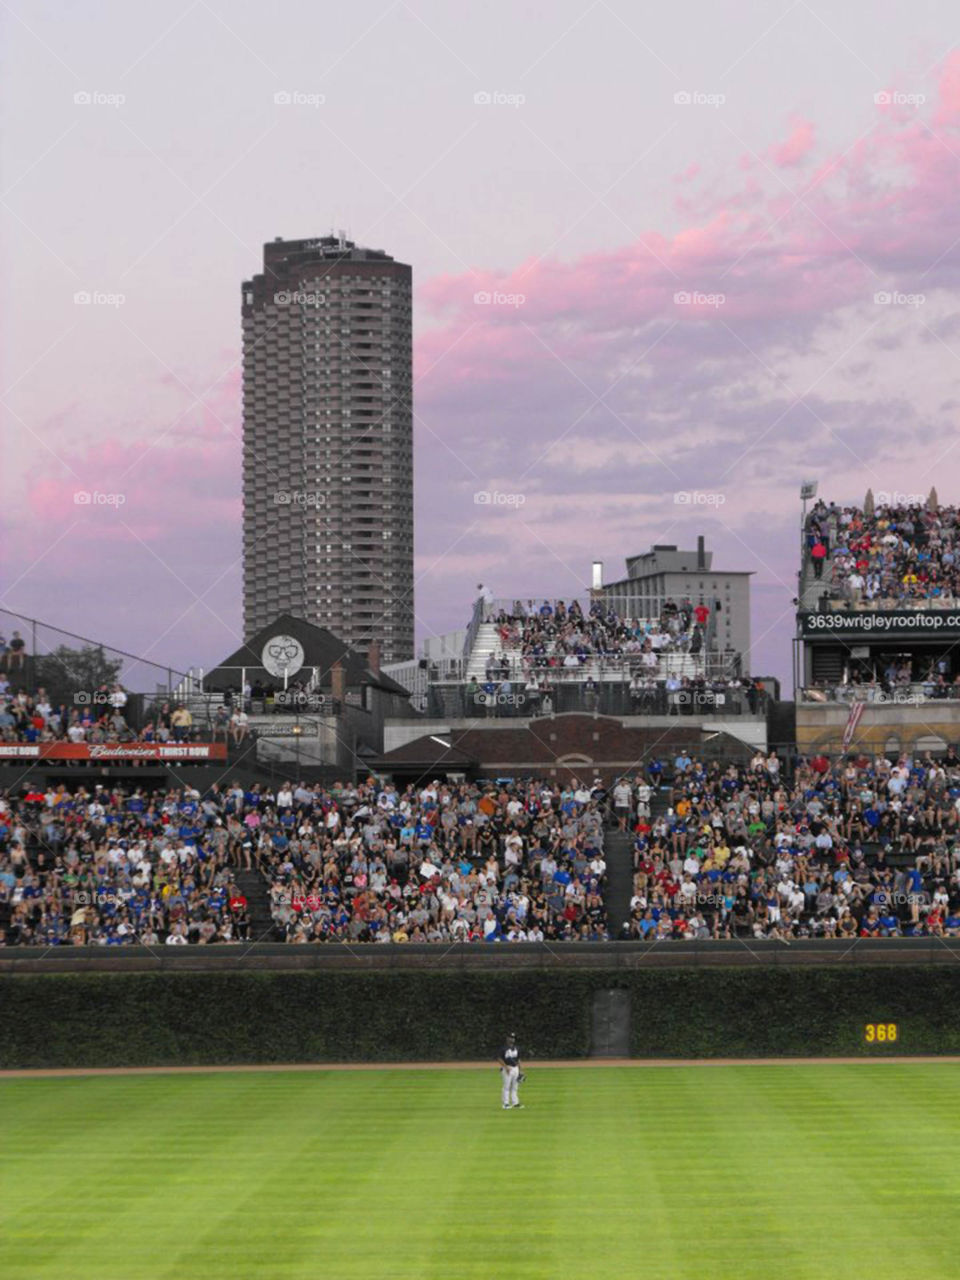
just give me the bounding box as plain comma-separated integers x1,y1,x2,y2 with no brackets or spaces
800,610,960,636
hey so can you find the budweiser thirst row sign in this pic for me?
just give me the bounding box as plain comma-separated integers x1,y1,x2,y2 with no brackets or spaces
0,743,228,761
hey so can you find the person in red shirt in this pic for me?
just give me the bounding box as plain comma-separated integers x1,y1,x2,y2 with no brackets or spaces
694,602,710,626
926,906,945,936
352,891,370,922
656,868,679,898
811,540,827,579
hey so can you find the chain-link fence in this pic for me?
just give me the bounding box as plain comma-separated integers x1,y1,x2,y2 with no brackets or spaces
0,607,188,729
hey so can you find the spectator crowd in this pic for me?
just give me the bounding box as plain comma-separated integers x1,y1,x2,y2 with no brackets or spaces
486,598,714,675
0,782,252,946
0,777,610,946
5,746,960,946
804,654,960,704
462,598,756,717
619,746,960,941
0,683,253,748
805,497,960,606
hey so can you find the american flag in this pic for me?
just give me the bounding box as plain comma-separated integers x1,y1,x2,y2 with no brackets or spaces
842,700,865,752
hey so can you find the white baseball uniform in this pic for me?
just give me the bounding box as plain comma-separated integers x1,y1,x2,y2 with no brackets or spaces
500,1042,521,1107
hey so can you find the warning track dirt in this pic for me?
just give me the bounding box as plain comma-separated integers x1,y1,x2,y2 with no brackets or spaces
3,1056,958,1079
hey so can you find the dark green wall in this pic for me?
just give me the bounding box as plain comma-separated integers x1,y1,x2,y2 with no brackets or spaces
1,967,955,1069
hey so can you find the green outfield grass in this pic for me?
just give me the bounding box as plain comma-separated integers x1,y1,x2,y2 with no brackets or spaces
0,1062,957,1280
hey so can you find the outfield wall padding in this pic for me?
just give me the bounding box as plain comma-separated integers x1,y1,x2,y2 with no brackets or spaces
1,967,957,1068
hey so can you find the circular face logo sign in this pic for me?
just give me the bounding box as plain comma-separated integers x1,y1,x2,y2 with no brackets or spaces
261,635,305,678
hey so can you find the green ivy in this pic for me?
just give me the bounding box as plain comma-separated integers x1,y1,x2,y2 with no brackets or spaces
1,967,957,1068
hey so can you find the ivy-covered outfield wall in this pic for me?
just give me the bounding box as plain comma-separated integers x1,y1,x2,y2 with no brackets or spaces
2,967,959,1069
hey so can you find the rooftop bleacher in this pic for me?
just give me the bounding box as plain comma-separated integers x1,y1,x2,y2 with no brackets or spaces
802,491,960,610
798,493,960,704
422,595,760,719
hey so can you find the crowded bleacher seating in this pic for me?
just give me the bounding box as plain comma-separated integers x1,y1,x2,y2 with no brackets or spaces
0,778,610,945
264,778,609,943
0,683,211,746
806,496,960,607
458,597,756,717
0,782,251,945
5,746,960,944
619,747,960,940
488,597,711,673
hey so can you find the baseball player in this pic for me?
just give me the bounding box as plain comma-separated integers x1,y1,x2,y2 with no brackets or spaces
498,1033,524,1109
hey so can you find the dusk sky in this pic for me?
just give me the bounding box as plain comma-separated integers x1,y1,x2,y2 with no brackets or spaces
3,0,960,689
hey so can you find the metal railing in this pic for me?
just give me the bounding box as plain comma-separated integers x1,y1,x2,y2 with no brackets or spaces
799,682,960,705
482,595,672,622
0,606,187,697
468,652,745,683
428,680,768,720
174,665,328,700
463,595,487,653
809,592,960,612
0,690,229,739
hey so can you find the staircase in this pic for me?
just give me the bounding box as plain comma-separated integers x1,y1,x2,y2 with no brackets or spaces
799,546,833,611
604,829,636,937
606,784,672,937
231,868,275,943
649,784,673,822
465,623,504,681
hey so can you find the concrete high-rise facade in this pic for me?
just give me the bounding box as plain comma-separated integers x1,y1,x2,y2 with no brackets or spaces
596,538,753,673
241,235,413,663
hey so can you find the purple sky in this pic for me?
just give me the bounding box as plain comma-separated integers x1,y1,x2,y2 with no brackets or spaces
3,2,960,689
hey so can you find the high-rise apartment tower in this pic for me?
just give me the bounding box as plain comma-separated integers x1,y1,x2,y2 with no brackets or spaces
241,235,413,662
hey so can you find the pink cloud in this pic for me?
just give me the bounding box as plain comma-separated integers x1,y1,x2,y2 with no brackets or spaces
2,378,244,674
673,161,701,184
413,52,960,681
770,117,815,168
936,54,960,123
11,53,960,684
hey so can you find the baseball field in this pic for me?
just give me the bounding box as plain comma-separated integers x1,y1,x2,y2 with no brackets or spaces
1,1060,956,1280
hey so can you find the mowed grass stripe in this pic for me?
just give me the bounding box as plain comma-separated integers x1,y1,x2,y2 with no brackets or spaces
3,1076,293,1278
0,1077,234,1276
720,1069,915,1279
2,1066,960,1280
152,1074,376,1280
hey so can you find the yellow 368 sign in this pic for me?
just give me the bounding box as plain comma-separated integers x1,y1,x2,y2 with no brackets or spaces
865,1023,898,1043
